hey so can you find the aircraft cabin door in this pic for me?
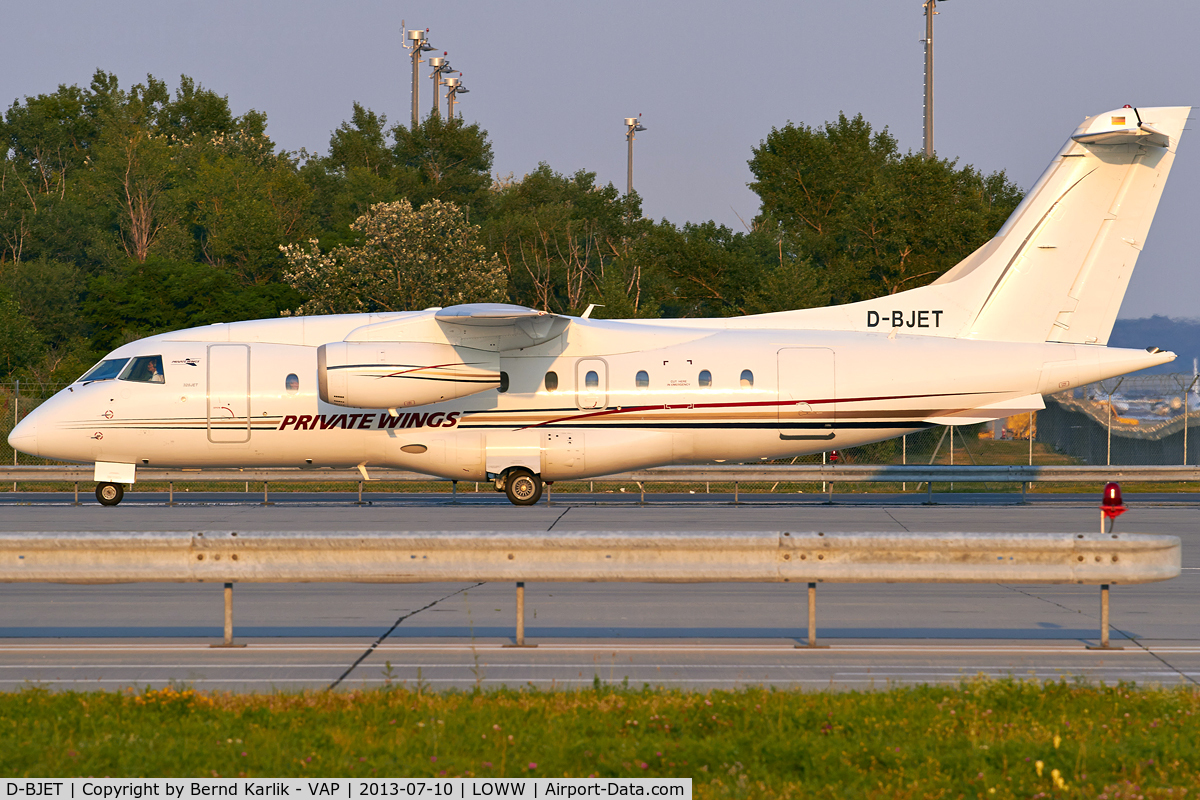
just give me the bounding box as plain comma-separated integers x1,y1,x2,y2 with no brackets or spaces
207,344,251,443
575,358,608,410
777,348,835,442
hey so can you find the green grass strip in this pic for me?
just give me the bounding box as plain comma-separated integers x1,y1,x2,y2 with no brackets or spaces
2,678,1198,797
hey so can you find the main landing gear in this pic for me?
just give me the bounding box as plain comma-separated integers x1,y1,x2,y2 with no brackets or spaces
499,468,543,506
96,482,124,506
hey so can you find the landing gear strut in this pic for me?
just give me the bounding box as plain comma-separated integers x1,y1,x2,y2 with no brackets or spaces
502,468,543,506
96,482,124,506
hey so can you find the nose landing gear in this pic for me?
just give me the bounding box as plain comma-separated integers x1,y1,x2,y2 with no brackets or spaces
96,482,124,506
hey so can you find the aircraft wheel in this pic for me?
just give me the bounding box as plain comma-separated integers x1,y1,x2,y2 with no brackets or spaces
96,482,124,506
504,469,543,506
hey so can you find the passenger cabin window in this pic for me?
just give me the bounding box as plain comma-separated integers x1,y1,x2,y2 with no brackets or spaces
635,370,649,388
585,370,600,389
285,374,300,394
740,369,754,388
79,358,130,383
699,370,712,387
544,371,559,391
120,356,165,384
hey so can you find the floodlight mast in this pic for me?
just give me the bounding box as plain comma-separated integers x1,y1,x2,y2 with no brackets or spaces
625,116,646,196
922,0,945,157
445,75,468,120
429,55,452,118
405,28,435,128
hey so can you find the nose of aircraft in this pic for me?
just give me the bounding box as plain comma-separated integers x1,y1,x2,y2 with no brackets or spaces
7,415,38,457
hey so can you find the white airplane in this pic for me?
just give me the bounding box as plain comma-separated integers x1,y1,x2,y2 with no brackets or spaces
7,105,1190,505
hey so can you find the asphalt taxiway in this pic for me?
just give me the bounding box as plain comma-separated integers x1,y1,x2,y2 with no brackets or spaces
0,493,1196,690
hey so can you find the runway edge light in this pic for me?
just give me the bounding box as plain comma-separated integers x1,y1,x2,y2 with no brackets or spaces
1101,482,1126,536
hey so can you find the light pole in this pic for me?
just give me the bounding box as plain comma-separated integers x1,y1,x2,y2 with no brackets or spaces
445,76,468,120
405,28,435,128
922,0,945,157
429,55,452,118
625,116,646,195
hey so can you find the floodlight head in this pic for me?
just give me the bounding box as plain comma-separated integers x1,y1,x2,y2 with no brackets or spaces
635,123,646,132
456,86,469,94
420,42,436,52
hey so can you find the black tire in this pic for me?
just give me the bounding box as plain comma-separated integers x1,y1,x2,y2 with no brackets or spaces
504,468,543,506
96,482,124,506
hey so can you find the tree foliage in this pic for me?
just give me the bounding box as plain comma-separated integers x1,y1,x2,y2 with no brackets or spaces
749,113,1022,303
281,199,506,315
0,69,1026,382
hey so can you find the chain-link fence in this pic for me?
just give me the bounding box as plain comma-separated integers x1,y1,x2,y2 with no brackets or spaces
1,380,70,467
3,375,1197,496
1038,374,1200,466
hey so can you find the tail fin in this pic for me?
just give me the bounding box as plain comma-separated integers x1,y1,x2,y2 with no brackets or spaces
935,105,1190,344
749,106,1190,343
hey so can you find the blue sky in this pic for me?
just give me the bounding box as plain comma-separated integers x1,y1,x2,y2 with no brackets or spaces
5,0,1198,318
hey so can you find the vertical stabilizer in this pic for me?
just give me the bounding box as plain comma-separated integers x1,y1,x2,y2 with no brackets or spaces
956,106,1189,344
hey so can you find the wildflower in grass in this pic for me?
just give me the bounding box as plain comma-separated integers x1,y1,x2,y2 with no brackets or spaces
640,763,648,770
1053,734,1061,749
528,763,537,771
1035,760,1044,777
430,757,437,763
482,762,492,769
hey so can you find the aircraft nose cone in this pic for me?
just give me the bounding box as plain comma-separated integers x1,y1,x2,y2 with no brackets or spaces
7,416,37,457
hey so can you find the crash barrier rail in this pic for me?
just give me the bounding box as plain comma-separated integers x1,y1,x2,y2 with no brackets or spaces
0,530,1180,649
2,464,1200,504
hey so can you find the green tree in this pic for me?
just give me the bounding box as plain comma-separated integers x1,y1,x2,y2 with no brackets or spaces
281,199,506,315
1,257,87,347
0,287,41,375
483,164,648,315
392,115,494,213
748,112,1022,304
83,257,302,352
180,131,311,285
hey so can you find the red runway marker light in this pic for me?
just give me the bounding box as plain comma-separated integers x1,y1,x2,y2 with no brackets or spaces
1101,482,1126,519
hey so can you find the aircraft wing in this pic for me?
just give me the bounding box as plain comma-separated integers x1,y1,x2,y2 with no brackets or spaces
344,303,570,351
434,304,570,351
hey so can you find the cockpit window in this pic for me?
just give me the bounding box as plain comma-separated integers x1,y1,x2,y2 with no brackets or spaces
119,355,166,384
78,358,130,383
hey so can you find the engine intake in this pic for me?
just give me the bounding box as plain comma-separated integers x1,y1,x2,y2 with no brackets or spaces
318,342,500,408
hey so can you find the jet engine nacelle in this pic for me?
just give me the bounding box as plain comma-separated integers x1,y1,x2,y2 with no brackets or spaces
317,341,501,408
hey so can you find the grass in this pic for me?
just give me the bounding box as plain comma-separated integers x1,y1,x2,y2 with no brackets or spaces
2,679,1199,797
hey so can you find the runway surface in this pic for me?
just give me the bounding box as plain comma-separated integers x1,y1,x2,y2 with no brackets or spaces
1,493,1197,691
